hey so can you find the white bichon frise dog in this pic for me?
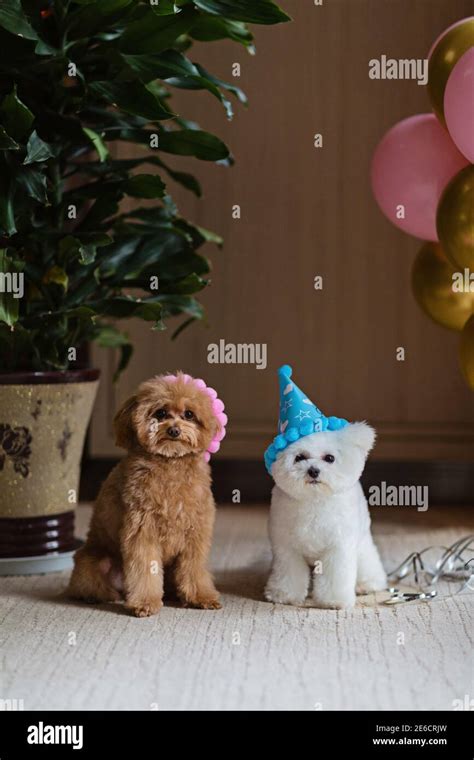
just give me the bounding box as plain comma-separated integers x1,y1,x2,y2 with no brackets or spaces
264,366,386,609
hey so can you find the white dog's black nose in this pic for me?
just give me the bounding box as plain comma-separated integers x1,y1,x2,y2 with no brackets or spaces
307,466,320,480
167,426,181,439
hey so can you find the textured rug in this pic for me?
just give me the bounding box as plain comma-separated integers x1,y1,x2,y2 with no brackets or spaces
1,504,473,710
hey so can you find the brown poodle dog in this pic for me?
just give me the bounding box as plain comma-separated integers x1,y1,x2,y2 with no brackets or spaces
68,373,223,617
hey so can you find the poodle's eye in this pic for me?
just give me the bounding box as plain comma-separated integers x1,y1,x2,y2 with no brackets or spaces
323,454,335,463
184,410,194,420
155,408,168,420
294,453,307,463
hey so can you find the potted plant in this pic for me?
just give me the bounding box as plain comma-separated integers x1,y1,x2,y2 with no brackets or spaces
0,0,289,573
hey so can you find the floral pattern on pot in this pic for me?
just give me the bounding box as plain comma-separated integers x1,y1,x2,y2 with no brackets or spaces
0,424,32,478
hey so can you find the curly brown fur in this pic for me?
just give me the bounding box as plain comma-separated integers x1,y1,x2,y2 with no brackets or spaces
68,373,222,617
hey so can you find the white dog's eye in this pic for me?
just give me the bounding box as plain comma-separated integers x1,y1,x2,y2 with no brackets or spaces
294,453,307,463
323,454,335,463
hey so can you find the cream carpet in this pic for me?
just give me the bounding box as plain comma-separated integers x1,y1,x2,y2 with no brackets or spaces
1,504,473,711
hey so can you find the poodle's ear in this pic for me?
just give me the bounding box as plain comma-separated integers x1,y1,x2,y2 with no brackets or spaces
339,422,376,456
113,394,137,450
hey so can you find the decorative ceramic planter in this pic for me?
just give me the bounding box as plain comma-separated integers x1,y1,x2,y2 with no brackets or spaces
0,370,99,574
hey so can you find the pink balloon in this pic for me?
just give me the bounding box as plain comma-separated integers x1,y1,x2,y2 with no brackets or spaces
371,114,468,240
444,48,474,163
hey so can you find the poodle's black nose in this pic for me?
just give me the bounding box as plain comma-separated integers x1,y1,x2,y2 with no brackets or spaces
307,466,320,480
167,426,181,439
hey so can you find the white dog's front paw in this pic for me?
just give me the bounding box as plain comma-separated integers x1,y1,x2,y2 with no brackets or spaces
264,585,306,606
356,572,387,594
312,592,356,610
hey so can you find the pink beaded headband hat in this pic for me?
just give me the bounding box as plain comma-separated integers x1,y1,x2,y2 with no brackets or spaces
163,373,227,461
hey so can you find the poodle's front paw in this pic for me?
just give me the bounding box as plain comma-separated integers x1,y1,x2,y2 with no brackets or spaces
126,597,163,618
356,572,387,594
182,593,222,610
312,592,356,610
67,583,121,604
179,581,222,610
264,585,306,606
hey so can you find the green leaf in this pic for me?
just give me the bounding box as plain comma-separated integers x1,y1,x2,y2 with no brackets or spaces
0,125,19,150
75,154,203,197
59,235,82,262
103,228,189,283
0,25,34,65
67,0,135,40
160,272,207,294
90,296,163,322
114,341,133,380
122,49,197,83
80,194,121,229
0,0,39,40
95,324,132,380
123,174,166,199
123,50,236,118
193,0,291,24
65,306,97,320
157,294,204,319
89,81,174,122
118,205,177,228
0,86,34,141
162,165,201,196
190,16,254,47
158,129,229,160
0,175,16,236
82,127,109,163
35,38,59,56
173,217,222,250
23,131,54,164
194,63,247,105
16,166,48,203
120,5,198,54
150,0,179,15
86,233,113,248
125,252,209,288
195,225,223,246
95,324,130,348
0,249,23,327
78,244,97,265
58,235,104,266
43,265,68,291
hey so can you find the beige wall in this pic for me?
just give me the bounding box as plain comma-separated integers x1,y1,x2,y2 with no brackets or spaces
91,0,474,462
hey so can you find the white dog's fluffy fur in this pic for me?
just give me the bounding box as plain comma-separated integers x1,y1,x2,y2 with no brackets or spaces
265,422,387,609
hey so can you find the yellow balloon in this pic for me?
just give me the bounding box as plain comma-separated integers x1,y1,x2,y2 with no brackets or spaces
428,17,474,124
437,165,474,270
412,242,474,331
460,314,474,390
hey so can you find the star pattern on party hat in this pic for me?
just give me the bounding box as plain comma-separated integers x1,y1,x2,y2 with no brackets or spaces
264,364,349,474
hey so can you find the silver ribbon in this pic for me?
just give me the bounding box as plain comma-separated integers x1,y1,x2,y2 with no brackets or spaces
384,534,474,604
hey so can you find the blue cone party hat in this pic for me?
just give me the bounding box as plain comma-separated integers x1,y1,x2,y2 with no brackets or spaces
264,365,349,474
